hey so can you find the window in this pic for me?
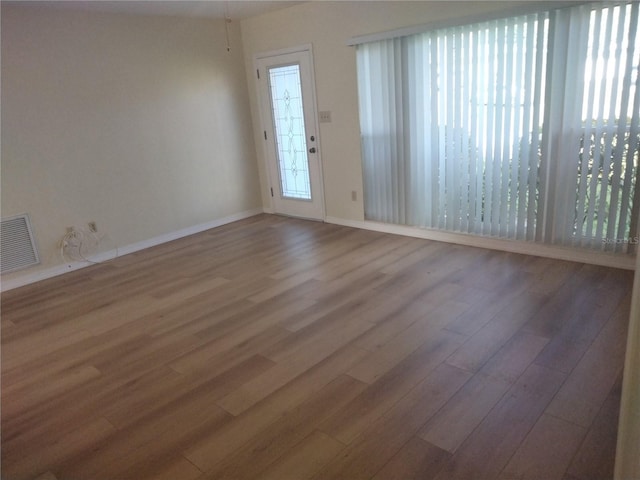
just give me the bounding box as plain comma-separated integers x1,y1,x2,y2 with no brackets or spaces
357,2,640,253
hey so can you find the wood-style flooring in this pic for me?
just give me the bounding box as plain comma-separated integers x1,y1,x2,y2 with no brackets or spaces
1,214,633,480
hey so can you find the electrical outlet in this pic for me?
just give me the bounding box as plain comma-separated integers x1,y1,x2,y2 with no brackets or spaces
351,190,357,201
88,221,97,232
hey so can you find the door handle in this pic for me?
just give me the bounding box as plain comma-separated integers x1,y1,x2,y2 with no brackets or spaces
309,147,316,153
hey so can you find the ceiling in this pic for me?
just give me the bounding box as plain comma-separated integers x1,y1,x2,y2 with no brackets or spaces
3,1,304,20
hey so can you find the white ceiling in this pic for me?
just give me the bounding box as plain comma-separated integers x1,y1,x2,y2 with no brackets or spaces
3,1,304,20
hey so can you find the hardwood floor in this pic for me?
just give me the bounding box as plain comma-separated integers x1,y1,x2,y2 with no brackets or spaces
1,214,633,480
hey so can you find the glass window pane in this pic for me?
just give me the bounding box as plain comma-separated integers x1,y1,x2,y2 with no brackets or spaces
268,64,312,200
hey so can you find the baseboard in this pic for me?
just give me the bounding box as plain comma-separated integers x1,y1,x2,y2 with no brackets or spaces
324,216,636,271
0,208,264,292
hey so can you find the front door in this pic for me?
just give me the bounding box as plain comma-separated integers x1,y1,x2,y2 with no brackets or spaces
256,47,325,220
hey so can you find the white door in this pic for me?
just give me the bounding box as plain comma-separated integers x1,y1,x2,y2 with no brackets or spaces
256,48,325,220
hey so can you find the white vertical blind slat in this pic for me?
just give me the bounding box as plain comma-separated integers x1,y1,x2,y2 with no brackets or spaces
596,6,627,247
388,40,399,223
452,28,464,231
406,36,418,226
429,35,440,227
577,8,602,246
491,20,506,237
565,6,591,246
437,35,447,229
468,29,480,233
517,19,531,240
508,20,523,238
616,3,640,251
445,32,455,231
608,4,635,252
585,9,614,243
528,16,547,242
484,22,497,237
461,29,473,233
502,20,517,238
474,27,487,235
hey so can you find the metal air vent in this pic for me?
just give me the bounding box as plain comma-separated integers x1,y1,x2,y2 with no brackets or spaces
1,214,40,273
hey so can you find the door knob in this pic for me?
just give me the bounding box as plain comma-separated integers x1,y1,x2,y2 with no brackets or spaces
309,147,316,153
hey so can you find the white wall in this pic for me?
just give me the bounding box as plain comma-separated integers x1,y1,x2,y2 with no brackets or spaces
240,1,523,222
1,5,261,285
615,247,640,479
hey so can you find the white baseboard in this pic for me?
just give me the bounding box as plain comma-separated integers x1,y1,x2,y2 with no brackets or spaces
324,216,636,271
1,208,264,292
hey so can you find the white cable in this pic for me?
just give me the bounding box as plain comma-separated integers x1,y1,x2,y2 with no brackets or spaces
60,227,119,265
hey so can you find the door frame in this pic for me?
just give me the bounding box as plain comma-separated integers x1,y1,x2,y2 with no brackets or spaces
253,44,326,220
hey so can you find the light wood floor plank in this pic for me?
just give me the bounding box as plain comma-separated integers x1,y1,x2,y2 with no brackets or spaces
445,290,548,373
3,417,116,480
139,456,203,480
370,436,451,480
498,414,586,480
545,295,630,428
312,363,471,480
566,372,623,480
418,372,511,454
258,430,344,480
433,364,567,480
183,345,369,472
203,374,366,480
346,301,469,384
320,329,467,444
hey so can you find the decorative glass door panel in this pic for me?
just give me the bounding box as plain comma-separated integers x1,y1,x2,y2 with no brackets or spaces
268,65,312,200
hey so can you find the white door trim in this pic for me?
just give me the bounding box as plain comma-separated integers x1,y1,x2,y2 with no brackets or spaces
253,44,326,220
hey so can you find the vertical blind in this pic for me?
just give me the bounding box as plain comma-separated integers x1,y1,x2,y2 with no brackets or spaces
357,2,640,253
